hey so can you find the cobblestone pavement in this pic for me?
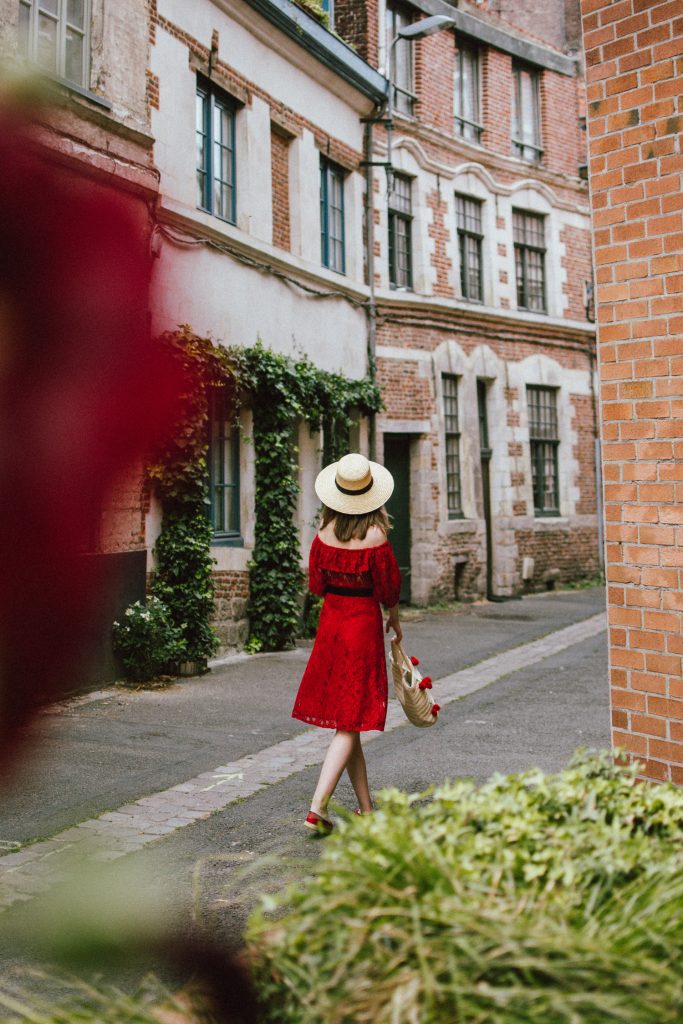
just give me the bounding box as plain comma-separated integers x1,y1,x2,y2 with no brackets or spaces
0,603,606,913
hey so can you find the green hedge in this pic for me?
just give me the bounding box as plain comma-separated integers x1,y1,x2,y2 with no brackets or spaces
247,750,683,1024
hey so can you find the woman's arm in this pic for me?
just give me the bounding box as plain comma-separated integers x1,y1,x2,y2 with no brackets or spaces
385,603,402,643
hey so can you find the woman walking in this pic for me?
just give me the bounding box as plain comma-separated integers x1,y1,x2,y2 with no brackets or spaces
292,453,402,834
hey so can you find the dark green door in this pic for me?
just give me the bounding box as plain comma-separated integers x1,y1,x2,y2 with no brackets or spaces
383,436,411,603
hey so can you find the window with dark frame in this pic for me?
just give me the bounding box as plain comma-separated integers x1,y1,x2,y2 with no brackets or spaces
196,78,236,223
527,386,559,516
442,374,463,517
513,209,546,312
208,388,241,540
18,0,90,87
454,40,482,143
388,173,413,290
455,194,484,302
386,3,416,116
320,157,345,274
512,61,542,162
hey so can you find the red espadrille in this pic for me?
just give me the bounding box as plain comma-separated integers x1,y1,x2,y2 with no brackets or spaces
305,810,334,835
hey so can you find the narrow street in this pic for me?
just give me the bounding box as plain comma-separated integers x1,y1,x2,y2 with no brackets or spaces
0,586,607,954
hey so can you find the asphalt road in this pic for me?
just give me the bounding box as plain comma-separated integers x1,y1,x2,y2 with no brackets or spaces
0,585,608,969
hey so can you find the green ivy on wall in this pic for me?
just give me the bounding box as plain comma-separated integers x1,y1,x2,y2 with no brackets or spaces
148,329,382,657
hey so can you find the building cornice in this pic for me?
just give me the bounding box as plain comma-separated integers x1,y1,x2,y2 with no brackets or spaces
380,131,589,215
410,0,577,76
230,0,388,104
156,199,596,346
376,291,596,349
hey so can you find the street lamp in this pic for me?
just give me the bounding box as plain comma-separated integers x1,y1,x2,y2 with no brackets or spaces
385,15,456,187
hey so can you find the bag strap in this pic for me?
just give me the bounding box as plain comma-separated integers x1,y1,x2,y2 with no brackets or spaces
391,637,410,671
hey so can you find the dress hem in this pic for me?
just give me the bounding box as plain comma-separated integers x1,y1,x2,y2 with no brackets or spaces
292,711,385,733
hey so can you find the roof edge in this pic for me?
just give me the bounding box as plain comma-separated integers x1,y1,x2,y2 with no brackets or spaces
241,0,388,103
413,0,577,76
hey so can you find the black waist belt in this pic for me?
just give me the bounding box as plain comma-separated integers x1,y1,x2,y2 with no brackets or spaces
324,586,374,597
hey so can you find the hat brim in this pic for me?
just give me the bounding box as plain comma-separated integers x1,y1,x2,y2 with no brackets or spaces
315,459,395,515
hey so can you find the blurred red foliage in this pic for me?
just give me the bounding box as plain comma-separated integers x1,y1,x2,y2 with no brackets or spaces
0,102,182,767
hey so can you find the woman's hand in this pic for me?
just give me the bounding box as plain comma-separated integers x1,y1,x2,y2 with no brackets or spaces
385,604,402,643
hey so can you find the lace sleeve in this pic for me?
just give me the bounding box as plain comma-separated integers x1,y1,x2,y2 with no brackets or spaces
307,537,326,597
371,542,402,608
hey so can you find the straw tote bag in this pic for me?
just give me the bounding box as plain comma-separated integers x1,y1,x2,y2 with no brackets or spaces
390,639,441,727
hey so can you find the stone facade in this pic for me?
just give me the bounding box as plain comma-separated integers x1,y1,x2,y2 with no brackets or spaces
340,0,600,602
147,0,384,648
2,0,602,658
581,0,683,785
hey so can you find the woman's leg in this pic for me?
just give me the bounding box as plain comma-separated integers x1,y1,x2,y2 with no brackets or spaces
346,734,373,814
310,730,357,817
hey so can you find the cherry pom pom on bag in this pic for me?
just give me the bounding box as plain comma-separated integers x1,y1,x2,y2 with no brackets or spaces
390,639,441,727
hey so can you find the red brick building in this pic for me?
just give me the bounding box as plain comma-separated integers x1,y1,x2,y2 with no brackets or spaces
0,0,164,679
581,0,683,784
333,0,600,603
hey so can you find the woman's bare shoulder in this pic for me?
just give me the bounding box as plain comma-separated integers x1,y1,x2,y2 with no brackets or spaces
358,525,388,549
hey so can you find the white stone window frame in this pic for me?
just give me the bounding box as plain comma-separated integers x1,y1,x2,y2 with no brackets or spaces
211,407,255,574
451,170,496,307
433,341,480,526
515,354,578,522
505,184,562,319
18,0,92,90
376,149,428,293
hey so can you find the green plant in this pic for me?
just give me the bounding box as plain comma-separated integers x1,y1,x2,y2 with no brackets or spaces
302,593,323,637
112,598,184,681
147,330,382,656
151,511,218,663
0,971,212,1023
234,341,381,652
247,750,683,1024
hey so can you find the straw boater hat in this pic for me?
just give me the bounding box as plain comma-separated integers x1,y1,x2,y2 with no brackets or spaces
315,453,394,516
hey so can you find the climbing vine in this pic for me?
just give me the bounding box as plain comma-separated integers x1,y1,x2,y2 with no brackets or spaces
147,329,382,657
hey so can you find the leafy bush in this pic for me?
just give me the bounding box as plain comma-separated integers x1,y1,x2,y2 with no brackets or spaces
151,511,219,663
247,750,683,1024
112,597,184,681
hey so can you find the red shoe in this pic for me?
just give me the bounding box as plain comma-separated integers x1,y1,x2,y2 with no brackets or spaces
305,810,334,835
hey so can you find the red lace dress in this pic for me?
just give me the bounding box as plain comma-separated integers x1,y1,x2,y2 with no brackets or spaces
292,535,402,732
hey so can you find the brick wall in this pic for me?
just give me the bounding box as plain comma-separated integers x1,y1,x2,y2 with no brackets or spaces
541,69,582,176
271,126,291,250
333,0,379,66
415,31,454,134
561,224,593,319
426,188,455,297
581,0,683,784
481,47,513,156
212,570,250,647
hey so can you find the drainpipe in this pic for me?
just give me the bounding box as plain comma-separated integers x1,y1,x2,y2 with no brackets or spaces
588,342,604,572
362,110,383,462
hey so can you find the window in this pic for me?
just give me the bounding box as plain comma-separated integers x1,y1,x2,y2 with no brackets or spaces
320,0,334,28
18,0,90,87
208,389,240,540
527,386,559,516
196,79,236,223
512,62,542,162
320,157,345,274
386,4,416,116
513,210,546,312
455,194,483,302
388,173,413,289
454,40,482,142
442,374,463,517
